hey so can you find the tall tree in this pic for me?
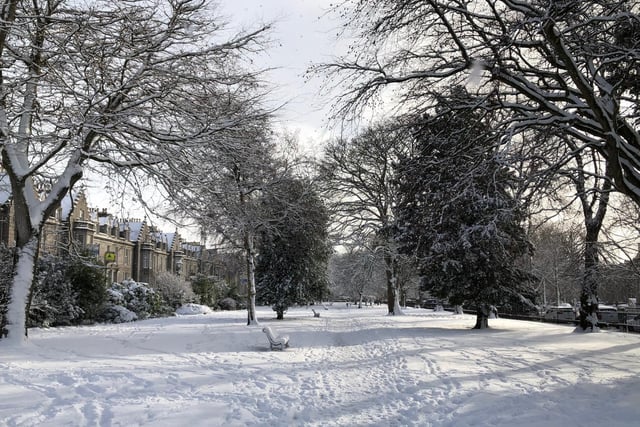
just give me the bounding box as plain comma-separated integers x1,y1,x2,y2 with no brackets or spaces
324,0,639,330
318,122,415,315
161,120,285,325
325,1,640,201
562,140,612,329
395,94,535,329
0,0,268,343
256,178,332,319
511,126,615,329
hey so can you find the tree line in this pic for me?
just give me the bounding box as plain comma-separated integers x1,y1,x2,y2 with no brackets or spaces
316,0,640,330
3,0,640,342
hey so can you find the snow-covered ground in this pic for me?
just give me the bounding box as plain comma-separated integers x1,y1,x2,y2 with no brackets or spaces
2,304,640,427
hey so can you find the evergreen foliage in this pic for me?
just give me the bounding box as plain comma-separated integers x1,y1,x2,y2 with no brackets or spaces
0,245,13,336
218,297,238,311
66,254,108,323
191,274,238,309
256,178,332,319
394,92,536,328
27,253,108,327
191,274,219,308
29,255,83,327
104,279,166,320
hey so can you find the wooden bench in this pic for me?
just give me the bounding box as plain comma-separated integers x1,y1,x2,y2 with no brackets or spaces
262,326,290,350
312,308,320,318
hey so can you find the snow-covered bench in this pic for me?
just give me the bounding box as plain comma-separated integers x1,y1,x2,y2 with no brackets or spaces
262,326,290,350
312,308,320,318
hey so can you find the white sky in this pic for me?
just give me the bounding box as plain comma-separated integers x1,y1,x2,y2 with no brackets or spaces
219,0,346,155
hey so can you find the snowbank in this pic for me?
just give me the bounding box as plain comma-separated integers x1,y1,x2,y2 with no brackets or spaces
175,303,213,315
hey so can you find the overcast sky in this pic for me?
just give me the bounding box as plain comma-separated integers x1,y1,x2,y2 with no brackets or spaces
218,0,345,151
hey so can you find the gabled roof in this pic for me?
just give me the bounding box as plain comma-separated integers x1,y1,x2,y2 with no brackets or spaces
164,232,176,249
127,222,145,242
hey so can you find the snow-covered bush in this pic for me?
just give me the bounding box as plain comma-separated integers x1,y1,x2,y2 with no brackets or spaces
99,304,138,323
67,255,108,322
29,255,84,327
27,253,109,327
103,279,165,321
218,297,237,311
175,303,213,315
154,271,196,309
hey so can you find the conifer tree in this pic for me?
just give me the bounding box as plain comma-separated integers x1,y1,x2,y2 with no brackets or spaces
395,92,535,329
256,178,331,319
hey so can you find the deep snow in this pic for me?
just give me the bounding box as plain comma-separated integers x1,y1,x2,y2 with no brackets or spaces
1,304,640,426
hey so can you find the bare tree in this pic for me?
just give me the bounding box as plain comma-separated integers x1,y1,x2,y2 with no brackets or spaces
158,122,321,325
318,122,415,315
529,222,583,308
324,1,640,208
166,124,279,325
0,0,268,343
323,0,640,329
329,248,385,306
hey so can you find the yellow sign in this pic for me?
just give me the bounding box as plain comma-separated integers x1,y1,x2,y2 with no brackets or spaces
104,252,116,262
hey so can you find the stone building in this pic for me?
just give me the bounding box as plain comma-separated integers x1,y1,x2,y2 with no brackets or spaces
0,187,211,285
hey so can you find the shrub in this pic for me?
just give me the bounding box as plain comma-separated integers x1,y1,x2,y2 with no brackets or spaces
29,255,84,327
218,297,237,311
191,274,218,307
99,304,138,323
103,279,166,320
67,254,108,323
26,252,109,327
154,271,196,309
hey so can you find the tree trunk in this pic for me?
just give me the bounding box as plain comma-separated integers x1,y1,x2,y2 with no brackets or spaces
579,226,600,330
384,251,404,315
276,309,284,320
244,230,258,326
3,237,39,344
473,304,490,329
571,149,611,331
386,280,393,313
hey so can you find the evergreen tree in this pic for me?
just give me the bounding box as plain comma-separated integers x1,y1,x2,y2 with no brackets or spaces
395,92,535,329
256,178,332,319
191,274,219,308
27,252,108,327
67,254,108,323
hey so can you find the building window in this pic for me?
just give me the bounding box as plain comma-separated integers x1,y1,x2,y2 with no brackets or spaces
87,244,100,258
142,251,150,269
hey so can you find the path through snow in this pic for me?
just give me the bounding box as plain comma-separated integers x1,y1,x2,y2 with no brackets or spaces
1,305,640,426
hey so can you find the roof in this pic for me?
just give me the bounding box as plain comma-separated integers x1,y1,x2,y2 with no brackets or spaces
127,222,144,242
164,232,176,248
